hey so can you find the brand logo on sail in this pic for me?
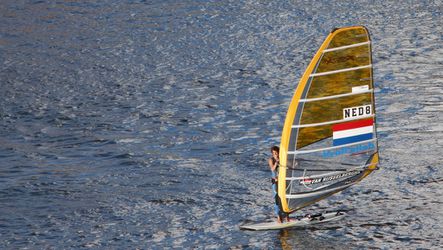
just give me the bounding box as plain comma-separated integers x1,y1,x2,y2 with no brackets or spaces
343,104,372,119
300,171,361,186
320,141,375,158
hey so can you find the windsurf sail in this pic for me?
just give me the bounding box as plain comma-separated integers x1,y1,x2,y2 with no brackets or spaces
278,26,379,213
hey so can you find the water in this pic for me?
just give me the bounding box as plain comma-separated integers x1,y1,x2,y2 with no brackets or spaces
1,0,442,249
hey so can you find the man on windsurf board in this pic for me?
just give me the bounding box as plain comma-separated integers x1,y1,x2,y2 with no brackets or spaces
268,146,290,223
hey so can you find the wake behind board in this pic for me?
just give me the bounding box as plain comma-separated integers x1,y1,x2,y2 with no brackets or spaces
240,211,346,231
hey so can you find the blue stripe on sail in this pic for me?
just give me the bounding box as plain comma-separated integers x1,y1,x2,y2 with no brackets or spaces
333,133,373,146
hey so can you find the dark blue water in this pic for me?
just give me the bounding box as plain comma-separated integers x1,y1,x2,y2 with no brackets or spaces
1,1,442,249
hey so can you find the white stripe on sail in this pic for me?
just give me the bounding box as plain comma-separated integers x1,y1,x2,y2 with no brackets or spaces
291,114,375,128
310,64,372,77
285,169,362,181
323,41,370,53
287,138,377,155
286,183,354,199
333,126,373,139
299,89,373,103
282,162,378,172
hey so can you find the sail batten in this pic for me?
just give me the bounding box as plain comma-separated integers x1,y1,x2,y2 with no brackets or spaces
300,89,373,102
278,26,378,214
292,114,375,128
310,64,372,77
286,168,364,181
323,41,371,52
287,138,377,155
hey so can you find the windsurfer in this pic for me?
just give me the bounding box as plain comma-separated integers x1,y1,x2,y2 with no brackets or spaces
268,146,290,223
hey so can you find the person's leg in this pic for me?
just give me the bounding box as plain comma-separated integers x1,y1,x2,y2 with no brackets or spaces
272,183,282,223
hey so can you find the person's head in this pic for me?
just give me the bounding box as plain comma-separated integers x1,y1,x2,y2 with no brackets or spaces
271,146,279,159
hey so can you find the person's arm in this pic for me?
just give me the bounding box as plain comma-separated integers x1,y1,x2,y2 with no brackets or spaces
268,158,278,171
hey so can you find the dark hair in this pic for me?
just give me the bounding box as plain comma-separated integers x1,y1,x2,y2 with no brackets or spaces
270,146,279,153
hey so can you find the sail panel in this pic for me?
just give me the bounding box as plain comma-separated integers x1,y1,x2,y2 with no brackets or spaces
278,26,378,214
292,92,373,149
299,93,372,125
315,45,371,73
306,68,372,99
326,28,369,49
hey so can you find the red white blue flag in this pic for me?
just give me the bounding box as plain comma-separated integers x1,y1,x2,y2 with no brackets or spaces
332,119,374,146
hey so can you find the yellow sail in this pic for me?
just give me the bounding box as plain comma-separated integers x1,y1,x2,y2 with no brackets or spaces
278,26,379,213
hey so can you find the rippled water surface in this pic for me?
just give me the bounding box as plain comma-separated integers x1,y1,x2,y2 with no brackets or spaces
1,1,442,249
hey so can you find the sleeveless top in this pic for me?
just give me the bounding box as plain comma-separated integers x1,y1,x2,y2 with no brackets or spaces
270,157,279,179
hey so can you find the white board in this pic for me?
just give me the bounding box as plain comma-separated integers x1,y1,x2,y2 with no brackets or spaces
239,211,346,231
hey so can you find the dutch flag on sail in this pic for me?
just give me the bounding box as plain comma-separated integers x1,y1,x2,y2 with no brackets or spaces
332,119,374,146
